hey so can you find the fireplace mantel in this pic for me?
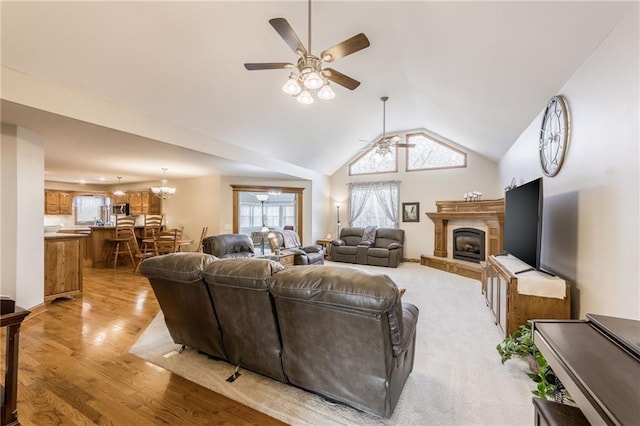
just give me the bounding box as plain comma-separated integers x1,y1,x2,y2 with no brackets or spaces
422,199,505,280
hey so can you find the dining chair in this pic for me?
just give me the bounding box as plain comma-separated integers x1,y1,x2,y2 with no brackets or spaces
194,226,209,252
153,228,182,256
141,214,164,255
131,232,155,274
104,215,136,269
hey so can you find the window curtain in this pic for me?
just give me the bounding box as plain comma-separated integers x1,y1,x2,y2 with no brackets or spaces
372,182,399,227
348,184,373,225
348,181,400,228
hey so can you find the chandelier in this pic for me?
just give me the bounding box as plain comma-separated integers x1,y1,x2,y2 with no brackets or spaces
151,168,176,200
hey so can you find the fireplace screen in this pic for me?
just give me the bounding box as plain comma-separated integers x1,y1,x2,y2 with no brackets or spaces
453,228,485,263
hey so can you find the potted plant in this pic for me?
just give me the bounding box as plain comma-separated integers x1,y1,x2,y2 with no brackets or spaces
497,323,571,402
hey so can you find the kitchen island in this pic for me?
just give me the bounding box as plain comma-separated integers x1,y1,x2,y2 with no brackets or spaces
44,232,87,302
90,225,145,268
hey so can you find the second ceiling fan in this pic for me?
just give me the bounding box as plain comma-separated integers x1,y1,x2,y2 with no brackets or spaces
244,0,370,104
362,96,415,156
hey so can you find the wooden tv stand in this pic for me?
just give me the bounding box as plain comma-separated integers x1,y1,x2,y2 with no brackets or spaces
481,255,571,336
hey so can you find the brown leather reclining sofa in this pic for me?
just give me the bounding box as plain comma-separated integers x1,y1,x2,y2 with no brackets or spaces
331,227,405,268
139,252,419,418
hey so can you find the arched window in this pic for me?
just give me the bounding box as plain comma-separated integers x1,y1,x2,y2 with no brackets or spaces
349,144,398,175
405,132,467,171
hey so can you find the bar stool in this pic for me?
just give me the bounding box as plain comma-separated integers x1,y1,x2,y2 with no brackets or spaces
104,215,136,269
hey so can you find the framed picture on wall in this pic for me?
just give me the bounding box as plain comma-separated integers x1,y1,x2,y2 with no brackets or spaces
402,202,420,222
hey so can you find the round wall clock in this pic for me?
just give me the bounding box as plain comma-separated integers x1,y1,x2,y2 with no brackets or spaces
539,95,569,177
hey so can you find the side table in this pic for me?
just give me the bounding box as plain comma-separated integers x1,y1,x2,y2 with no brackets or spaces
316,239,332,259
277,250,295,267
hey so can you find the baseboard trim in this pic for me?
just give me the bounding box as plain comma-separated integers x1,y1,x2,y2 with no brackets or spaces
24,302,47,320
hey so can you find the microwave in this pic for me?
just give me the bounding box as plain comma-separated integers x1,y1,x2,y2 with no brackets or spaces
112,203,129,215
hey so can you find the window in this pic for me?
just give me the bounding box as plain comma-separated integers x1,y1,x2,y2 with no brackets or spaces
406,132,467,171
349,144,398,175
348,181,399,228
232,185,304,236
74,195,110,225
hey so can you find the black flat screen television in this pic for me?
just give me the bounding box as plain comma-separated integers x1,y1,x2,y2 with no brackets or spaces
504,177,543,270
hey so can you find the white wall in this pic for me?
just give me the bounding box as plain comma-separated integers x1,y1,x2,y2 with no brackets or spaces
1,124,45,309
161,175,221,250
330,129,500,260
498,11,639,319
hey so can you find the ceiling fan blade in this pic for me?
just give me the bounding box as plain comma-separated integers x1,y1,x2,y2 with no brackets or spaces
269,18,308,56
395,143,416,148
320,33,370,62
322,68,360,90
244,62,294,71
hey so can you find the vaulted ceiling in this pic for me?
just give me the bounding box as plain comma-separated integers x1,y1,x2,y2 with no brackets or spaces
1,1,631,185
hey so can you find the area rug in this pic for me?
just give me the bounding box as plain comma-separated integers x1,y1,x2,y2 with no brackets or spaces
130,262,535,425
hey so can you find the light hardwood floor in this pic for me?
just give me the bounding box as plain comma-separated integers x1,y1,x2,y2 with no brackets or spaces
1,266,285,425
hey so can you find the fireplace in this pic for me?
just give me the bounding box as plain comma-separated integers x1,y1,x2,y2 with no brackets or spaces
452,228,485,263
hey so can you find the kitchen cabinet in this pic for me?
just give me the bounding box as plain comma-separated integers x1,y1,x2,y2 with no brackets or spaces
112,192,128,204
44,233,86,301
128,190,161,215
129,191,143,214
45,190,72,215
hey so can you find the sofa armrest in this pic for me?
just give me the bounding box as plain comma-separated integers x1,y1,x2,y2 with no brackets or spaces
331,239,345,246
358,241,373,247
286,248,306,255
301,244,323,253
394,303,419,357
388,242,402,250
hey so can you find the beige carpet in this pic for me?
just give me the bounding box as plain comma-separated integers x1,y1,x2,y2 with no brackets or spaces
130,262,534,425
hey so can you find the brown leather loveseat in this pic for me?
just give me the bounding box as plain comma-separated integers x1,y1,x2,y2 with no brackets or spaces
331,227,405,267
139,252,418,418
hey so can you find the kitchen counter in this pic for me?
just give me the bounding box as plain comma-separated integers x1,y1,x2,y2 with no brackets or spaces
45,232,89,239
44,233,86,302
90,226,145,268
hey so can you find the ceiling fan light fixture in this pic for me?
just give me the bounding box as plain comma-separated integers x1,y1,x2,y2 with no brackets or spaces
282,74,302,95
296,89,315,105
303,70,323,89
317,82,335,100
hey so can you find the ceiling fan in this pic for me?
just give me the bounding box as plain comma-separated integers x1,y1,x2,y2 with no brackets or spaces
362,96,415,156
244,0,370,104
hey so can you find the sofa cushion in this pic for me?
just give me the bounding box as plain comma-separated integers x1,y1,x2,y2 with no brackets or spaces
139,252,218,281
339,227,365,246
367,247,390,258
333,245,357,255
202,258,286,382
270,266,398,314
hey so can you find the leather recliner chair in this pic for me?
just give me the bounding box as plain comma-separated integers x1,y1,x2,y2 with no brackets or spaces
268,230,324,265
202,234,256,259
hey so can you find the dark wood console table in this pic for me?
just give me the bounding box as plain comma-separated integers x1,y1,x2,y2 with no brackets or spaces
1,308,30,426
532,314,640,425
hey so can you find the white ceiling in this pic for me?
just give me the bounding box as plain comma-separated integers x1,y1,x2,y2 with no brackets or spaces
0,1,631,185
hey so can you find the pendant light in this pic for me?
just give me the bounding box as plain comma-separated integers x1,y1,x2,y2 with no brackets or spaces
113,177,125,197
